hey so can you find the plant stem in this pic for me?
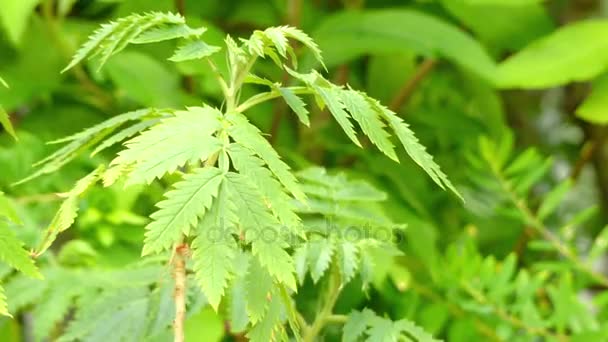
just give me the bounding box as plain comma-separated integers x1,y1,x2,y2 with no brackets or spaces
236,87,313,113
490,161,608,287
389,59,436,112
303,267,342,342
173,242,188,342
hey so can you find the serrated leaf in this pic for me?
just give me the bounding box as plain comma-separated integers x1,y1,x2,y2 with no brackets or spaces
0,222,40,279
0,192,21,225
340,89,397,161
247,291,284,342
0,0,39,46
63,12,185,72
227,143,301,231
0,284,8,317
143,167,224,256
132,24,206,44
226,113,305,202
192,198,237,310
339,242,359,283
224,172,297,289
317,86,361,147
373,99,461,198
36,166,104,256
112,106,222,185
308,238,335,283
0,106,17,141
343,310,376,342
169,40,221,62
91,119,160,156
278,87,310,126
245,257,274,324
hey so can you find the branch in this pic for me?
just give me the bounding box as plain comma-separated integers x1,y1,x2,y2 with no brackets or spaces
303,266,342,342
173,242,188,342
389,59,437,112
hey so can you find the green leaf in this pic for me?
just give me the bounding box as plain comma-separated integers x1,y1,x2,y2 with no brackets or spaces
0,192,21,225
246,291,285,342
307,238,335,283
0,284,8,317
312,9,496,81
577,73,608,124
589,226,608,262
0,222,41,279
372,100,461,198
112,106,222,185
192,198,237,311
91,119,160,156
224,172,297,289
226,112,305,202
169,40,221,62
227,144,301,231
538,180,572,221
340,89,397,161
497,20,608,88
339,242,359,283
0,0,40,46
245,257,274,324
143,167,224,256
278,88,310,126
36,166,104,256
62,12,187,72
343,309,375,342
0,106,17,141
132,24,206,44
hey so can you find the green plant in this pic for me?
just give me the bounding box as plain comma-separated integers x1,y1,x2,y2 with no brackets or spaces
14,11,457,341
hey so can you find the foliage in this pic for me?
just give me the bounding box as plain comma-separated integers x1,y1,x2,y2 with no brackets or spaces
1,1,608,342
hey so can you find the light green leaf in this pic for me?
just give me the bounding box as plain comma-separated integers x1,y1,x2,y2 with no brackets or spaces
192,198,237,311
538,180,572,221
497,20,608,88
132,24,206,44
0,222,41,279
0,0,40,46
62,12,186,72
226,113,305,202
577,73,608,124
373,100,461,198
313,9,496,81
225,172,297,289
247,292,285,342
112,106,222,185
245,257,274,324
308,238,335,283
143,167,224,256
0,193,21,224
278,88,310,126
169,40,221,62
340,89,397,161
0,106,17,141
91,119,160,156
227,143,301,230
0,284,8,317
36,166,104,256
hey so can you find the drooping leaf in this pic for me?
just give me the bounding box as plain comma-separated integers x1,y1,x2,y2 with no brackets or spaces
278,88,310,126
36,166,104,256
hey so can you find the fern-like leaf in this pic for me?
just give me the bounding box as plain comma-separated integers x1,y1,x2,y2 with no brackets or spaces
227,143,301,231
143,167,224,256
62,12,193,72
112,106,223,185
0,284,8,317
36,166,104,256
0,222,41,279
225,172,297,290
226,112,305,202
169,40,221,62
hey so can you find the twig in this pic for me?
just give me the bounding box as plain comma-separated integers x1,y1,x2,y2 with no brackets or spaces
389,59,437,112
173,242,188,342
303,266,342,342
570,140,597,180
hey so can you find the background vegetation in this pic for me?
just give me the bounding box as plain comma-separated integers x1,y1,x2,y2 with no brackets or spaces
1,0,608,341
